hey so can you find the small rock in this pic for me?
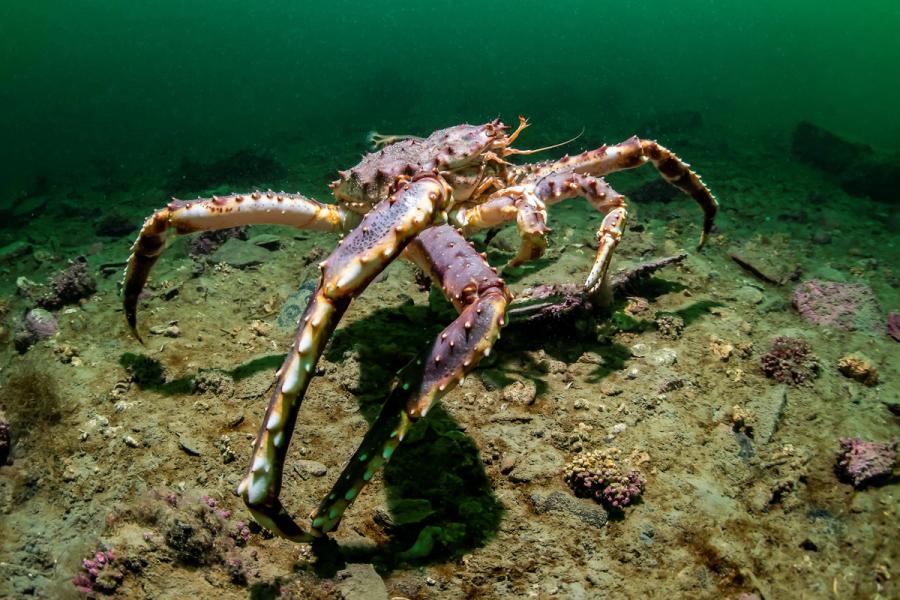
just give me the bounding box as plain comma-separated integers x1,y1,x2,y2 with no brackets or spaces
209,238,271,268
625,367,640,379
178,436,202,456
530,490,608,529
276,279,317,331
501,379,537,405
294,459,328,478
709,339,734,361
736,285,765,305
247,233,282,250
124,435,140,448
837,354,879,386
647,348,677,367
336,563,388,600
629,343,650,358
500,454,518,474
577,352,605,365
149,322,181,338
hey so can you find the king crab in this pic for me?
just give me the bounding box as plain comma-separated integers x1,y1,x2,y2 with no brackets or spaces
123,117,717,542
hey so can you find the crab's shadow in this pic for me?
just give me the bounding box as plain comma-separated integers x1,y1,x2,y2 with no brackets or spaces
313,284,650,573
320,298,504,573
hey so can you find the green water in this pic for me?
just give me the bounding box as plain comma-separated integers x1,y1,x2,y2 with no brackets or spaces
1,1,898,197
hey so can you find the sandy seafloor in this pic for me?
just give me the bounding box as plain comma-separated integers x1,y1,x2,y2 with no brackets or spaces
0,120,897,600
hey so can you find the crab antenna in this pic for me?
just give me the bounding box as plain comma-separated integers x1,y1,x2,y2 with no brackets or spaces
501,127,585,157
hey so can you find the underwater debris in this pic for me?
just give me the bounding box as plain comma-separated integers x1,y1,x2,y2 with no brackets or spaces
71,549,126,597
792,279,882,332
508,253,689,326
564,447,646,510
759,336,818,385
837,353,879,386
37,257,97,310
729,253,782,285
13,307,58,352
835,438,898,488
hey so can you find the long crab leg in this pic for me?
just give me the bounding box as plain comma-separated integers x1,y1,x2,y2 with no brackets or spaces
529,136,717,248
306,224,510,534
237,175,449,541
123,191,359,340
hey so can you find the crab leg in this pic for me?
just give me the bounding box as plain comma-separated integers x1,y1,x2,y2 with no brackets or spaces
454,172,629,292
123,191,359,340
529,136,717,248
237,175,449,541
533,172,629,294
307,224,510,534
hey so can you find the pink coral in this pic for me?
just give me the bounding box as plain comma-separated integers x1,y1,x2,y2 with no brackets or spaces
38,257,97,309
71,549,125,596
564,448,646,510
760,336,818,385
836,437,897,488
792,279,882,332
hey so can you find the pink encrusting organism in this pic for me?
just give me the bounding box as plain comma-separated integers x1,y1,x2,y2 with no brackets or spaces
836,437,897,488
792,279,882,332
71,550,125,596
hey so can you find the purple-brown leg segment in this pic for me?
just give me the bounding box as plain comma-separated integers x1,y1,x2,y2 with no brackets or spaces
305,224,510,534
528,136,717,248
237,175,449,541
123,191,357,340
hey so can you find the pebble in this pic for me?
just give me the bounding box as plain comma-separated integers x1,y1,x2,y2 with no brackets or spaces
501,379,537,405
626,367,640,379
150,323,182,338
294,459,328,478
607,423,627,441
178,436,202,456
629,343,650,358
736,285,765,305
124,435,140,448
500,454,518,474
530,490,608,529
336,563,388,600
209,238,272,268
647,348,677,366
